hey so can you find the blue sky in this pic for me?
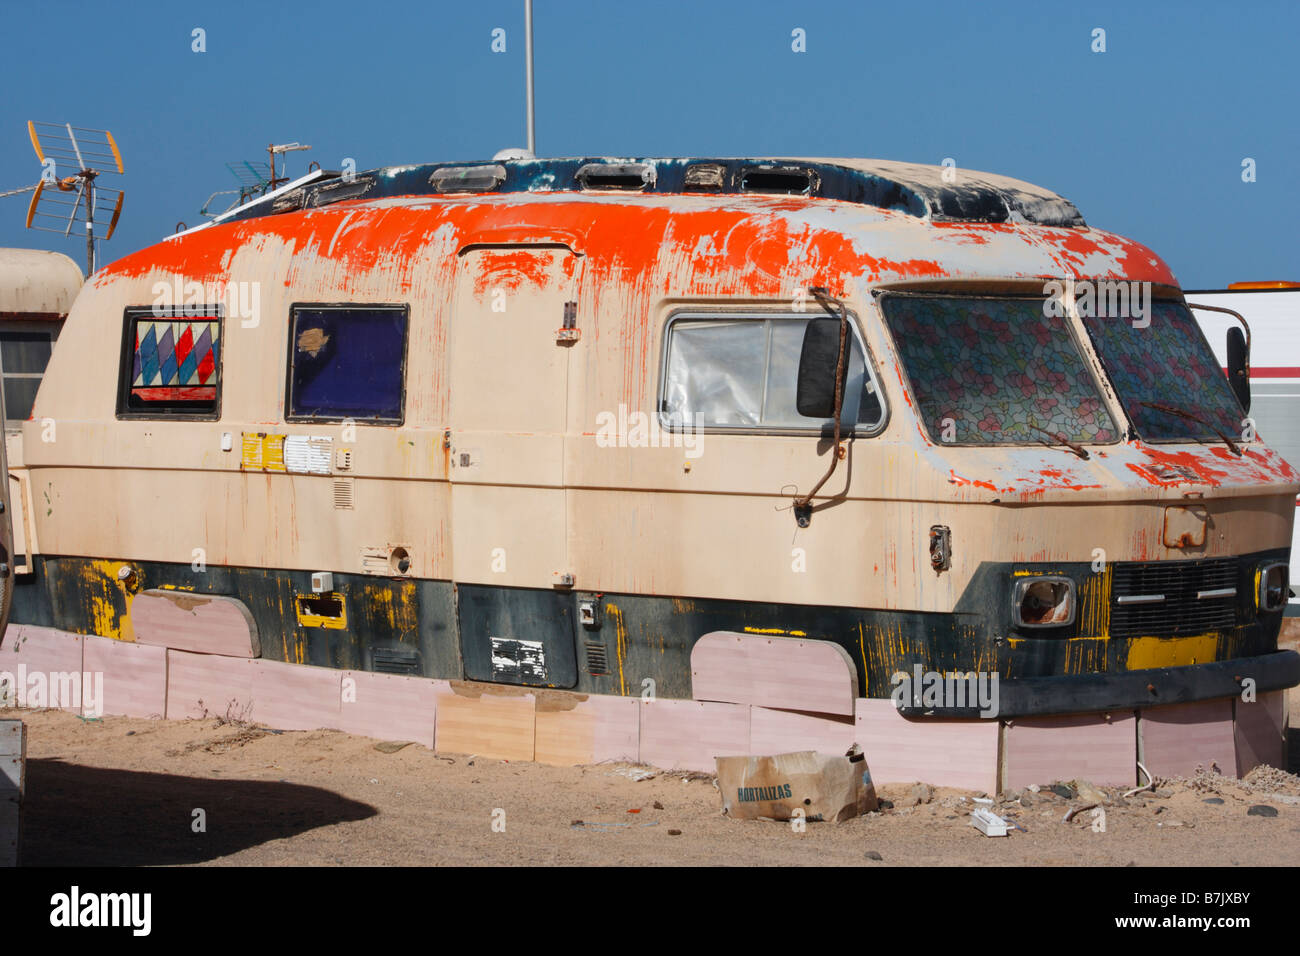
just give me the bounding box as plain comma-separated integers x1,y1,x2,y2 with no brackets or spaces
1,0,1295,287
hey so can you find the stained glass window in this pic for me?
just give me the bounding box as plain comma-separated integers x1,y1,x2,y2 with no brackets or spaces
118,308,221,418
1082,301,1244,442
880,295,1116,444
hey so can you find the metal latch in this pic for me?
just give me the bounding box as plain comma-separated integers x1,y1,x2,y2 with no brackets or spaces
557,301,580,343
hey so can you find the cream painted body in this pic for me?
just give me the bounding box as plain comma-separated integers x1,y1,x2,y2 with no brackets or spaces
11,189,1298,619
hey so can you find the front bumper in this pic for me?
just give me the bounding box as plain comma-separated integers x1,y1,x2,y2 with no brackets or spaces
896,649,1300,718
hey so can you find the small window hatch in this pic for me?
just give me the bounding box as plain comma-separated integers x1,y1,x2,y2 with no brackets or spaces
575,162,657,191
684,163,727,191
430,164,507,193
309,176,375,206
740,166,818,195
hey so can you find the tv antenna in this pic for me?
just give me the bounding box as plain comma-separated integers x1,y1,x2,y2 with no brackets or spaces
199,142,311,219
22,121,125,275
267,142,311,190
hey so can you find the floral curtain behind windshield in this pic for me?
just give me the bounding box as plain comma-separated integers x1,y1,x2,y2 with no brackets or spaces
1082,302,1243,441
882,296,1116,444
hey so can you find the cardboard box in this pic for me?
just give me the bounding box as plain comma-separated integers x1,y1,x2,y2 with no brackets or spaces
716,748,878,823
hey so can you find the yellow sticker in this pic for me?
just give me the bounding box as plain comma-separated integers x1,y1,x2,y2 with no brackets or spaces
262,434,286,473
240,432,264,470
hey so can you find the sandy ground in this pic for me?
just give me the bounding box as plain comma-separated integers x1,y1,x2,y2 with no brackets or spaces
11,702,1300,867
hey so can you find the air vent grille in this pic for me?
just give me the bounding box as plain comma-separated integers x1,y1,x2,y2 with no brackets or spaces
333,478,354,509
584,641,610,676
372,646,422,676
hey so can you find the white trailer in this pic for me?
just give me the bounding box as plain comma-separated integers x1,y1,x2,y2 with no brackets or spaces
1188,283,1300,612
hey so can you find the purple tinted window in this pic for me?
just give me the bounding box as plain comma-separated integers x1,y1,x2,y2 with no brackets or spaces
288,306,407,422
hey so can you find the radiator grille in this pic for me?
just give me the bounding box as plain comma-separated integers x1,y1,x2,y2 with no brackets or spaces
1110,558,1239,639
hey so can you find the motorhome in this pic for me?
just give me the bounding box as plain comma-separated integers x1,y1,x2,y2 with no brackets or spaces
2,158,1294,786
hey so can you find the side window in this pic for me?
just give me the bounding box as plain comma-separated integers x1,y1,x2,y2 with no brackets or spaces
286,304,408,423
660,313,885,431
118,308,221,418
0,324,59,428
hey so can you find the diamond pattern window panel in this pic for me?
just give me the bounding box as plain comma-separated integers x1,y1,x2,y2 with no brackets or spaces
119,308,222,417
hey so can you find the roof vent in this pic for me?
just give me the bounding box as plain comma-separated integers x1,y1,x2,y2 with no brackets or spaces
308,176,375,207
684,163,727,191
430,164,508,193
575,162,657,191
741,165,819,196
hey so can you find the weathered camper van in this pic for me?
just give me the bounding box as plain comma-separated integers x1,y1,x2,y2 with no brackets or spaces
3,158,1295,785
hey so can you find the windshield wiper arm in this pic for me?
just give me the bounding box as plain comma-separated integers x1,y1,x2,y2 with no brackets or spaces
1134,401,1242,456
1028,424,1090,460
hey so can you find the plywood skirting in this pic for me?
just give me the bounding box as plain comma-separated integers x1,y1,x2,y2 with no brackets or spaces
534,692,639,766
855,698,1000,792
1003,711,1137,790
691,631,858,715
749,706,857,757
638,698,750,772
132,590,260,657
435,683,536,761
1138,699,1236,779
164,650,256,721
338,671,442,747
0,625,84,713
82,635,168,720
1234,690,1287,776
249,659,342,732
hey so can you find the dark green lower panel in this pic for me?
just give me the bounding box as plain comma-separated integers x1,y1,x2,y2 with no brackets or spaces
7,552,1291,713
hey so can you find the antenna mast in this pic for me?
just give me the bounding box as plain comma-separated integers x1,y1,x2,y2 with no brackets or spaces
525,0,536,155
23,122,125,275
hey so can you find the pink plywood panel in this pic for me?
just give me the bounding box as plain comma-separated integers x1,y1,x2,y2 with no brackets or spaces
854,698,999,792
434,684,536,761
165,650,255,720
249,659,342,732
1004,712,1137,790
749,706,857,757
0,625,84,713
691,632,857,716
638,698,750,773
337,671,442,747
535,693,640,766
1140,699,1236,779
1234,691,1287,776
132,590,260,658
82,635,168,720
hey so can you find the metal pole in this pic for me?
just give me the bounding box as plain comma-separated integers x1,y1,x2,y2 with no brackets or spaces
85,179,95,275
525,0,536,155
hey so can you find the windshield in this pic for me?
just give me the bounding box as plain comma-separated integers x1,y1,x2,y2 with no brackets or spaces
1081,301,1245,442
880,295,1117,444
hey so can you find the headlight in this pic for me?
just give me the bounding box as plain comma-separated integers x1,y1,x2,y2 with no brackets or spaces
1258,562,1289,613
1012,576,1076,627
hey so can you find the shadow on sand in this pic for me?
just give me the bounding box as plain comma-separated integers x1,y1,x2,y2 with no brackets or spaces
19,758,377,865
